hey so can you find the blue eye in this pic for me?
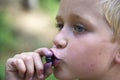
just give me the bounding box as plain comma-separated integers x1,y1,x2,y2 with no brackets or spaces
73,24,86,33
56,23,64,31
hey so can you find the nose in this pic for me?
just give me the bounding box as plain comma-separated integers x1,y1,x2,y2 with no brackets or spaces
53,34,68,48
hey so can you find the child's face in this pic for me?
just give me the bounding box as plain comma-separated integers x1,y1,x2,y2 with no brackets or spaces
52,0,118,80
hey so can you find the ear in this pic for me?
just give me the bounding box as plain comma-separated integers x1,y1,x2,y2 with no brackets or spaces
115,48,120,64
114,39,120,64
115,53,120,64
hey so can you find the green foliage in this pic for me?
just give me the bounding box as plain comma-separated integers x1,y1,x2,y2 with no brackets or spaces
39,0,60,15
46,74,57,80
0,62,5,80
0,1,60,79
0,11,16,54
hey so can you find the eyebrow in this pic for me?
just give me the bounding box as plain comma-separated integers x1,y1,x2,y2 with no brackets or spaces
70,13,83,22
69,13,95,27
55,12,93,28
56,15,62,22
56,12,84,22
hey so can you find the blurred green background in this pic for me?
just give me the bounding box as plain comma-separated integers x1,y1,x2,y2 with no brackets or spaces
0,0,60,80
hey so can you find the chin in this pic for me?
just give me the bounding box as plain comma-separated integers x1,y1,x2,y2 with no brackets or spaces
53,67,75,80
54,74,74,80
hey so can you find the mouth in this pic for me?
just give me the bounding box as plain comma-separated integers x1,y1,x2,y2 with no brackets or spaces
45,49,61,67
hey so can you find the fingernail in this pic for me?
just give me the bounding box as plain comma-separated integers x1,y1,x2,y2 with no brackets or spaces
38,70,43,79
29,77,32,80
39,74,44,79
47,51,53,56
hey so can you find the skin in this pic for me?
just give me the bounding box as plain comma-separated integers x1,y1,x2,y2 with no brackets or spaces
5,0,120,80
51,0,120,80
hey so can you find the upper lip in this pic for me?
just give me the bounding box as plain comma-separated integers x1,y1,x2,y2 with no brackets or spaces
50,49,60,60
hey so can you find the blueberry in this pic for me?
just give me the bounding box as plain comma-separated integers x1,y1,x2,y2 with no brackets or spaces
45,56,53,63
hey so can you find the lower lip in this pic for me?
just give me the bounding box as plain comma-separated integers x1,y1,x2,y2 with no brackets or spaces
50,49,61,67
53,59,61,67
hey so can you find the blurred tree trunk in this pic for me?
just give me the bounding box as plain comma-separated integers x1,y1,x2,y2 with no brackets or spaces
21,0,39,11
0,0,7,10
6,0,39,11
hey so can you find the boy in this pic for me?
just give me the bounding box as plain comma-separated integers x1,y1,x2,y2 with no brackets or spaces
6,0,120,80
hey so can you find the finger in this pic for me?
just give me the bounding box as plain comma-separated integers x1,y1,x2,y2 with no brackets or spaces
23,56,34,80
32,53,44,80
15,59,26,78
6,58,26,78
6,58,17,72
34,48,53,79
44,62,53,78
34,48,53,56
6,58,26,80
6,58,22,80
13,54,21,58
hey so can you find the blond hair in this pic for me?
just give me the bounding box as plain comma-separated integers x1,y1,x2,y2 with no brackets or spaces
101,0,120,41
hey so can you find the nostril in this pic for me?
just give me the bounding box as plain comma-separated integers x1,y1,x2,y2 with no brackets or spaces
57,44,63,48
55,39,67,48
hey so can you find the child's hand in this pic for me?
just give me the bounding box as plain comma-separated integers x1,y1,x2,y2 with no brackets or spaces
5,48,53,80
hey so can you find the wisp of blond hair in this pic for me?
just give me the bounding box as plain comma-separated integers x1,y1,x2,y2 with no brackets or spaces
101,0,120,41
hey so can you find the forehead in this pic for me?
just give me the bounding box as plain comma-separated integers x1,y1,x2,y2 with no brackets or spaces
59,0,101,16
60,0,99,7
57,0,110,35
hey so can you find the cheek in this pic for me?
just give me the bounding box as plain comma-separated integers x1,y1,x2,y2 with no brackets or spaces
64,40,116,78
